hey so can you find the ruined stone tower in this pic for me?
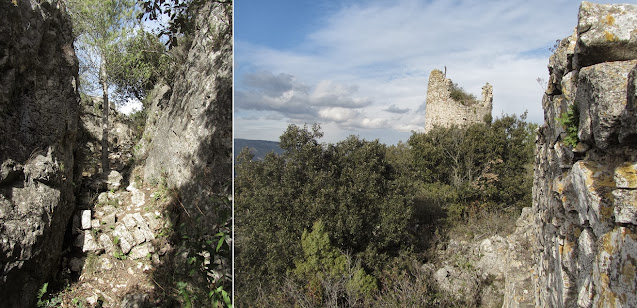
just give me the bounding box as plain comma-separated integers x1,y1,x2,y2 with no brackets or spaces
424,69,493,132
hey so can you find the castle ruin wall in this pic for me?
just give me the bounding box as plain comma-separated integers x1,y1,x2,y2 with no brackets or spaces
424,69,493,132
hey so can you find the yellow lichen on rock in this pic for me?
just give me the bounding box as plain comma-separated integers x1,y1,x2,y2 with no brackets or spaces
582,161,616,189
621,260,635,285
600,205,614,220
615,162,637,189
604,31,618,42
605,14,615,25
601,231,616,254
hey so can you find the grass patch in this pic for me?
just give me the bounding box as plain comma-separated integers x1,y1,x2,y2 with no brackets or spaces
449,82,477,105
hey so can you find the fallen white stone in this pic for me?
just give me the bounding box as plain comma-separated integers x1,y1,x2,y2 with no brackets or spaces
81,210,92,230
99,233,115,253
129,243,155,260
106,170,123,191
79,231,100,252
113,224,135,254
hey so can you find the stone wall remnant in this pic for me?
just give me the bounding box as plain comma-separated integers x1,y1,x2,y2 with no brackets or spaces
424,69,493,132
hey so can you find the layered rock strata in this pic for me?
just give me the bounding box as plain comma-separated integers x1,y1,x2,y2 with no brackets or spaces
533,2,637,307
0,0,79,306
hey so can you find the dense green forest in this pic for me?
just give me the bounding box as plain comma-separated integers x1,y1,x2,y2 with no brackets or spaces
235,115,536,306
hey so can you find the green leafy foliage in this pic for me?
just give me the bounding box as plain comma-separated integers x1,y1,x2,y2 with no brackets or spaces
556,104,579,147
109,30,171,101
66,0,137,96
139,0,232,48
36,282,62,308
409,113,536,221
236,124,415,304
176,193,232,307
236,115,536,306
291,220,377,306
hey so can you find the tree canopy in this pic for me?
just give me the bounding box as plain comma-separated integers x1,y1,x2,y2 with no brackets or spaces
235,114,537,306
236,124,416,303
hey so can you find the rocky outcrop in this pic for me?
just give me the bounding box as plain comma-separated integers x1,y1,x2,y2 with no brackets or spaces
424,69,493,132
431,208,535,307
0,0,79,306
141,1,232,211
533,2,637,307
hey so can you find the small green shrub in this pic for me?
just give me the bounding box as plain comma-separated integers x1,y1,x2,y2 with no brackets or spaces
36,282,49,307
36,282,62,308
113,250,127,260
291,220,377,306
449,82,477,105
557,104,579,147
177,193,232,307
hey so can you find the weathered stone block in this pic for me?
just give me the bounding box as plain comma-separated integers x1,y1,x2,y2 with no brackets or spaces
576,60,637,149
128,243,155,260
106,170,123,191
575,2,637,68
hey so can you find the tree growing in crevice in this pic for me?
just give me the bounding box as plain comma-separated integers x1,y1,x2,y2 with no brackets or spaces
66,0,137,172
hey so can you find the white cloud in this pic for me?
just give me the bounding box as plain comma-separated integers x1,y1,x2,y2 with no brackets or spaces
318,107,360,122
384,104,410,114
235,0,602,144
237,71,374,124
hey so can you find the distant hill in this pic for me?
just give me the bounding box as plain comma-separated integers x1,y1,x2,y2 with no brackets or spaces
234,138,284,161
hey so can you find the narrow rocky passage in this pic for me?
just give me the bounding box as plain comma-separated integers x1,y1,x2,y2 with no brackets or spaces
40,99,179,307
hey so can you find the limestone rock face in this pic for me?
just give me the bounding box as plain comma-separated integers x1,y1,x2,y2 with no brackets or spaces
533,2,637,307
142,1,232,209
0,0,79,306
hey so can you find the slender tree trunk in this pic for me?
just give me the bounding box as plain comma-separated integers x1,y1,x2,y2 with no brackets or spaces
100,55,109,173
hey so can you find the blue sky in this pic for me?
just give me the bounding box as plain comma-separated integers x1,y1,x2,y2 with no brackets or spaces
234,0,624,144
